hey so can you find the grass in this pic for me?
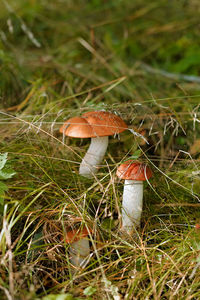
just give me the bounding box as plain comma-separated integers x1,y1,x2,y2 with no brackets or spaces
0,0,200,299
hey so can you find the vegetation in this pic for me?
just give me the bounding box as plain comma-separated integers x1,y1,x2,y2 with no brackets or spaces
0,0,200,299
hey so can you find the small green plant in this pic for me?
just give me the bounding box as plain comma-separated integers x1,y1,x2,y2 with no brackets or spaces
83,286,97,297
41,294,82,300
0,153,16,212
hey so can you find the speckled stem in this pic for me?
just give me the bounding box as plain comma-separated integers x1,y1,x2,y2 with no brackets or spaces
79,136,109,178
122,180,143,233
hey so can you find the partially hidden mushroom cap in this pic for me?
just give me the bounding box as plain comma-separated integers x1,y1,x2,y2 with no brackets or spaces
195,224,200,230
65,226,91,243
59,111,128,138
116,160,152,181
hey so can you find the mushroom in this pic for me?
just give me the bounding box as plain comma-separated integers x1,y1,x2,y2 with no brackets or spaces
116,160,152,233
60,111,127,178
65,226,91,269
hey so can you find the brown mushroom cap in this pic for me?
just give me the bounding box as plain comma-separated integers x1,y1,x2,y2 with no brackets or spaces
116,160,152,181
64,226,91,243
59,111,128,138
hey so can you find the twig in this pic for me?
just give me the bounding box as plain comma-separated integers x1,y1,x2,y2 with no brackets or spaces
141,63,200,83
3,206,14,300
189,262,200,279
0,286,12,300
156,203,200,207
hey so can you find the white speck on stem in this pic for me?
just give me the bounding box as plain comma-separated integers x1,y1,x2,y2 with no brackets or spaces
7,19,13,34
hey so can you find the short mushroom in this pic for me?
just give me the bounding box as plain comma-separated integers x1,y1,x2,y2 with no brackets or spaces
65,226,91,269
60,111,127,178
116,160,152,233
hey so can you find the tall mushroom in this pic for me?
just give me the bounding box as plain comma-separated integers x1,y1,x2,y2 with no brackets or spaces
60,111,127,178
116,160,152,233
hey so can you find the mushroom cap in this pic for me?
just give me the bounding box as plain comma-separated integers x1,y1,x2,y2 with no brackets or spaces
59,111,128,138
195,224,200,230
116,160,152,181
65,226,91,243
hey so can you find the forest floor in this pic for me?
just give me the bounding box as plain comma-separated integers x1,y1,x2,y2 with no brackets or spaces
0,1,200,299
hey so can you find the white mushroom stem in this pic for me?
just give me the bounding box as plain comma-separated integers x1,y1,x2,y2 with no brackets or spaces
79,136,108,178
121,180,143,233
69,237,90,269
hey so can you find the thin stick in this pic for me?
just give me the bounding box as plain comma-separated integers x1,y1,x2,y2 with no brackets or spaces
141,62,200,83
156,203,200,207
